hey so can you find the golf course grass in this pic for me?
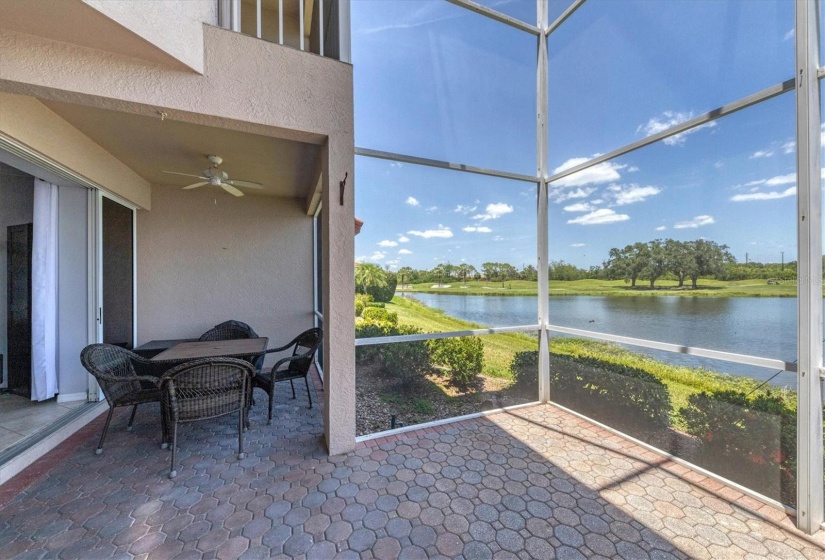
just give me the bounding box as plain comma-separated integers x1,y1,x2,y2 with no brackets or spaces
398,278,802,297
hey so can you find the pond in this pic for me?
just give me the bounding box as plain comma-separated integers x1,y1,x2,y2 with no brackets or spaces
402,292,800,388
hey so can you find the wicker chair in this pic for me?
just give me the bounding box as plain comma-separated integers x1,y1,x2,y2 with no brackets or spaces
80,343,166,455
160,357,253,478
199,320,265,372
252,328,322,425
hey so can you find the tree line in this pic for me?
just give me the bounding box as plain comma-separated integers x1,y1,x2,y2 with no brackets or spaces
360,237,814,289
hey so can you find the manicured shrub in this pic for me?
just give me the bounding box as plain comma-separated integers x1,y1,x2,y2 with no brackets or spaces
510,350,539,395
355,293,374,306
355,299,365,317
509,348,671,434
369,271,397,303
355,320,429,387
428,337,484,387
361,307,398,325
679,390,796,505
365,302,385,308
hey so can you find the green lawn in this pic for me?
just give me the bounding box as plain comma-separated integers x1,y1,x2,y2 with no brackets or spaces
399,278,802,297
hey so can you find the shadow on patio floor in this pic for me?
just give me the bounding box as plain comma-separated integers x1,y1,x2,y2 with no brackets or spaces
1,372,824,559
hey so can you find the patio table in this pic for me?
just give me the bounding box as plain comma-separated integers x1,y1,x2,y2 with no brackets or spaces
133,339,198,359
150,338,269,362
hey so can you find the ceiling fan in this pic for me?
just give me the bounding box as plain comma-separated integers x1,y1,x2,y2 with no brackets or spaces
162,155,263,197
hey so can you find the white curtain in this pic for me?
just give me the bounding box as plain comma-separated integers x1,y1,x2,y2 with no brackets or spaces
31,179,58,401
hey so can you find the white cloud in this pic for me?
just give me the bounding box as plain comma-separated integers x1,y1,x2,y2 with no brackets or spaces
784,28,794,41
637,111,716,146
749,150,775,159
366,251,387,261
627,166,640,172
398,235,410,243
551,158,624,188
463,226,492,233
673,215,715,229
606,184,662,205
407,226,453,239
655,226,667,231
567,208,630,225
426,206,438,213
473,203,514,221
454,204,477,214
493,235,504,241
563,202,595,213
378,240,398,247
549,186,596,204
398,249,413,255
731,187,797,202
571,243,586,247
405,196,420,207
745,173,796,188
782,141,796,154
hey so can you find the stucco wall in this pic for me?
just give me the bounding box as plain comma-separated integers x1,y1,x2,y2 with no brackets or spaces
0,94,152,209
0,25,352,143
136,186,314,367
0,163,34,388
84,0,216,73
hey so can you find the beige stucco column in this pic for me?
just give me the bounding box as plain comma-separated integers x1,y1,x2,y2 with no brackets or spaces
322,133,355,455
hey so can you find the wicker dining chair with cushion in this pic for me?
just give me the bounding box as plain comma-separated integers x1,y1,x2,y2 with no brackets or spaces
252,328,322,425
80,343,166,455
199,319,265,372
160,357,253,478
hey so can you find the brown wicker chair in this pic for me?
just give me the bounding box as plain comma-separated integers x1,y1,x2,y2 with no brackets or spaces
252,328,322,425
80,343,166,455
199,320,265,372
160,357,253,478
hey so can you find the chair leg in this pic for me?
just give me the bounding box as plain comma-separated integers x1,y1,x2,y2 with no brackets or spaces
290,379,296,399
267,385,274,426
96,407,115,455
160,401,169,450
127,404,138,431
169,422,178,479
238,410,245,460
304,376,313,409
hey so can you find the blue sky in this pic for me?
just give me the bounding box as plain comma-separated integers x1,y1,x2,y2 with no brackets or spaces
352,0,801,271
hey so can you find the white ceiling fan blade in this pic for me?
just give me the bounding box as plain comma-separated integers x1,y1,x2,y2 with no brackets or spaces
163,171,207,180
226,179,263,189
221,183,245,197
182,181,209,190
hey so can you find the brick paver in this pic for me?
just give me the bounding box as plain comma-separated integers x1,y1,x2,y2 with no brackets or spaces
2,372,825,559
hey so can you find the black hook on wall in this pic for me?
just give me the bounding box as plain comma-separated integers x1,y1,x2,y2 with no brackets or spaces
339,172,348,206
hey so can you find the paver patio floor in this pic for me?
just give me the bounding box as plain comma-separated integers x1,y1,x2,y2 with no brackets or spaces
2,374,825,559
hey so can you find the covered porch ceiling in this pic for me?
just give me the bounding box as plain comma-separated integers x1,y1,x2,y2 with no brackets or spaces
42,100,322,203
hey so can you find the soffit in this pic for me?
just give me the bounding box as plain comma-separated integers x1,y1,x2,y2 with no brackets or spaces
43,101,321,199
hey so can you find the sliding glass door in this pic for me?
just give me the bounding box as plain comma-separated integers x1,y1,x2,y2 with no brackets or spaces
95,193,136,349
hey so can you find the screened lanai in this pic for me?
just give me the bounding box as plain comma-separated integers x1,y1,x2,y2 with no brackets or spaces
351,0,825,533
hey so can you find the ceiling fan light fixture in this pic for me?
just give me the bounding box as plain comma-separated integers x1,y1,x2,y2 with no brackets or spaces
164,155,263,196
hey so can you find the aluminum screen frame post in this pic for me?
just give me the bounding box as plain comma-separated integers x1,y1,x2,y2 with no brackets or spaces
795,0,824,534
537,0,550,403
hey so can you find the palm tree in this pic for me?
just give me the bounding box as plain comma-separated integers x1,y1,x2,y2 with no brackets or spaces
355,263,387,293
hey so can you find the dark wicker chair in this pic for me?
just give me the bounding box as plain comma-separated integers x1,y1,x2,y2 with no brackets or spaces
160,357,253,478
80,343,166,455
199,320,265,372
253,328,322,425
